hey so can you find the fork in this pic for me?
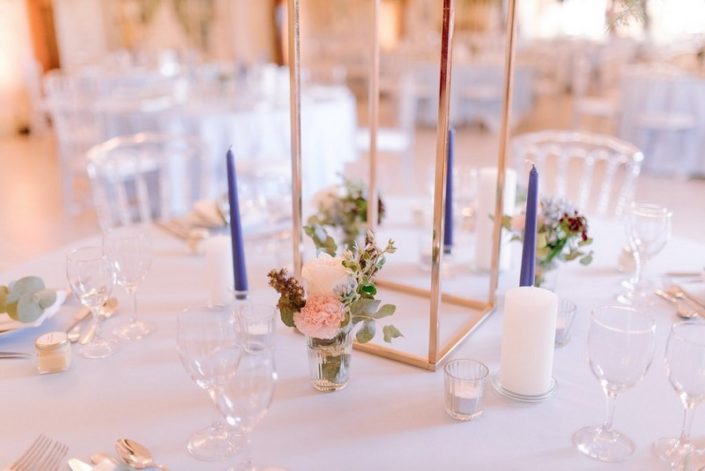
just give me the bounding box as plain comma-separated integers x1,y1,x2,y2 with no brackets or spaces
9,435,68,471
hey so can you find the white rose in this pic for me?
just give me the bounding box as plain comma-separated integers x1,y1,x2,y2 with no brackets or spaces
302,253,352,295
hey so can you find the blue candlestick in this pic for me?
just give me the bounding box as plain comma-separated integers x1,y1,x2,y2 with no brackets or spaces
226,149,248,297
519,165,539,286
444,128,455,254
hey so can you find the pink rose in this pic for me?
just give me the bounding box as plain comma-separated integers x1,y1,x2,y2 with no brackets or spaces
294,294,345,339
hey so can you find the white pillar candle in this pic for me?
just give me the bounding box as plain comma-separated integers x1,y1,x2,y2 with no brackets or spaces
475,167,517,271
204,235,234,307
499,286,558,396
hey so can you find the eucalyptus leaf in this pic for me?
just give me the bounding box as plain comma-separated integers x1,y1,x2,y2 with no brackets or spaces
278,305,296,327
6,276,44,303
383,325,403,343
356,320,376,343
373,304,396,319
15,294,43,323
35,289,57,309
579,253,593,266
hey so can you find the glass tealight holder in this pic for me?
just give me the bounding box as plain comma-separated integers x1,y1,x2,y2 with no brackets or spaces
35,331,72,374
555,298,577,347
444,359,488,421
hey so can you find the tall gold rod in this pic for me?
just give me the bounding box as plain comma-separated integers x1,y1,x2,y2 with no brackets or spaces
488,0,518,303
367,0,380,230
428,0,455,364
287,0,303,277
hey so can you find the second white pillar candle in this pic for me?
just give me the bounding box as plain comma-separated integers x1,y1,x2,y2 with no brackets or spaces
499,286,558,396
205,235,234,307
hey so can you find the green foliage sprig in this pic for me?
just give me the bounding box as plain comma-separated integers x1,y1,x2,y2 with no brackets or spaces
306,177,386,253
0,276,57,323
503,197,593,286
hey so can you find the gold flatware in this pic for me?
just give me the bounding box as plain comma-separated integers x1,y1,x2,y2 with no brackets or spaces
0,352,32,359
667,285,705,312
115,438,169,470
656,290,700,319
9,435,68,471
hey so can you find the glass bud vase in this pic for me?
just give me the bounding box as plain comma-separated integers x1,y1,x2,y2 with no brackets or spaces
307,330,352,392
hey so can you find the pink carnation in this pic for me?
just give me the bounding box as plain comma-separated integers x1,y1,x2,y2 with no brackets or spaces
294,294,345,339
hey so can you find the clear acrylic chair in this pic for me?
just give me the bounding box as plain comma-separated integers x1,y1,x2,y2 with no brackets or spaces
86,133,208,231
511,130,644,218
44,70,103,214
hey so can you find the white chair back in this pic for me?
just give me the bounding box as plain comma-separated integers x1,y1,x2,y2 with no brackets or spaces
511,131,643,218
86,133,207,230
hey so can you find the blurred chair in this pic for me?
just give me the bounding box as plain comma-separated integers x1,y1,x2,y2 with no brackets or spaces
86,133,207,230
44,70,103,214
511,130,644,218
571,55,620,133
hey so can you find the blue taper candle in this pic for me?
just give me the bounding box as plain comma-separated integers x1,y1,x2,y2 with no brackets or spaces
444,127,455,254
519,165,539,286
226,148,248,297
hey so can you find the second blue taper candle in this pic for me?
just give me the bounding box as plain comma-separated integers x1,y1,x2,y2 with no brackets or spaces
519,165,539,286
444,128,455,253
226,148,249,296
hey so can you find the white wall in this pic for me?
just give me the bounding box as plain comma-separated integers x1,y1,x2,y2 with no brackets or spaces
52,0,110,69
0,0,34,135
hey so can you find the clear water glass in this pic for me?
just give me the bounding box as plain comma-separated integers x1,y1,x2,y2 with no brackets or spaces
618,203,672,305
103,228,154,340
235,304,276,351
653,321,705,468
177,305,243,461
216,343,277,471
66,246,117,359
573,305,656,462
444,359,488,421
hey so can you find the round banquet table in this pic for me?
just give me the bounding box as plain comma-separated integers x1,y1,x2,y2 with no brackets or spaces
1,218,704,470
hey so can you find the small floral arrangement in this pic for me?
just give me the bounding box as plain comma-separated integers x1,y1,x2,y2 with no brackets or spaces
0,276,57,323
268,230,401,344
269,230,401,390
503,197,594,286
305,177,385,253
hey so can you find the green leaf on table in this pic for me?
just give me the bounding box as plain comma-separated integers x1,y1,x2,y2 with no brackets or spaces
373,304,395,319
17,295,44,322
6,276,44,303
0,285,8,312
35,289,57,309
383,325,403,343
356,320,376,343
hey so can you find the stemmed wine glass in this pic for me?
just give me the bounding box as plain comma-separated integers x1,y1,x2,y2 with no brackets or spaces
618,203,672,305
66,246,117,359
103,228,154,340
653,321,705,468
215,342,277,471
177,305,243,461
573,305,656,462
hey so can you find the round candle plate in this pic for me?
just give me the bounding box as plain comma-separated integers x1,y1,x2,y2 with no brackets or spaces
491,374,557,403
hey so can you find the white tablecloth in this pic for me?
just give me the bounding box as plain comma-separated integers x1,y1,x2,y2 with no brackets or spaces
1,219,704,470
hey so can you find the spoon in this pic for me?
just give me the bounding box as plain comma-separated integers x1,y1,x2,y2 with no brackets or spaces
115,438,169,471
655,290,699,319
666,285,705,313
